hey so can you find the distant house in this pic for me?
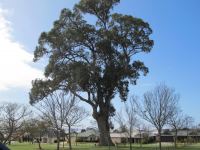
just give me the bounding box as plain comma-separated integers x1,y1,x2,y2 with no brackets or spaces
110,128,200,144
34,127,200,144
40,128,57,143
110,133,128,144
40,128,65,144
110,129,157,144
76,128,99,142
157,129,200,143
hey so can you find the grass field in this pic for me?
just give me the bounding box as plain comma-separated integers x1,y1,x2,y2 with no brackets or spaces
7,142,200,150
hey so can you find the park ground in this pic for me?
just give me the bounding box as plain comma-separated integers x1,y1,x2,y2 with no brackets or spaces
7,142,200,150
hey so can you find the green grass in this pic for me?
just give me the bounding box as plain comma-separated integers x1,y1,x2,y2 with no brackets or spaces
7,142,200,150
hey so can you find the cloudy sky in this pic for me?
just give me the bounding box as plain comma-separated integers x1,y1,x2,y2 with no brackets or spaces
0,0,200,122
0,8,42,91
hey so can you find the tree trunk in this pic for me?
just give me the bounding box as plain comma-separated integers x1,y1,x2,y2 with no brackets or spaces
37,139,42,150
3,130,13,145
95,114,114,146
140,131,142,148
75,133,77,146
63,139,64,149
129,134,132,150
174,129,178,149
158,129,162,150
68,125,72,150
186,129,189,144
57,131,60,150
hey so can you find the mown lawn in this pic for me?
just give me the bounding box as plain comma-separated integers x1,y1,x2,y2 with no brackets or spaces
7,142,200,150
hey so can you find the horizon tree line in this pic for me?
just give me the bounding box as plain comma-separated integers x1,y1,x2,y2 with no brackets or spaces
114,84,195,150
0,83,197,150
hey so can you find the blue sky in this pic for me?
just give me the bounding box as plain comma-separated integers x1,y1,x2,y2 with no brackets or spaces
0,0,199,123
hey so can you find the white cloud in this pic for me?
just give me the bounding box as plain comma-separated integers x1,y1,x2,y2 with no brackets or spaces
0,8,43,91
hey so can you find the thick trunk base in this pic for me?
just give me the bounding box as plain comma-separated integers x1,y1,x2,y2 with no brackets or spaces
95,115,114,146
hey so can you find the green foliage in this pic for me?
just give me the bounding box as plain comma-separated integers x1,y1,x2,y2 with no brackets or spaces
30,1,153,145
30,0,153,108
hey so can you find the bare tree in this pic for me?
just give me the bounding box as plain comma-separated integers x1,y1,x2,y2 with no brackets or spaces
136,84,179,150
114,108,127,133
168,109,184,148
35,91,88,150
35,92,74,150
135,121,148,148
115,98,137,150
65,105,89,150
0,103,30,144
125,99,138,150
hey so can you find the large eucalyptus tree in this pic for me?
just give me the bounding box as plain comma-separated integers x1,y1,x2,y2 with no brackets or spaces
29,0,153,145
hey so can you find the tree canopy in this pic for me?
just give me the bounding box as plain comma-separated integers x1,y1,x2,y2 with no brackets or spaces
30,0,153,146
30,0,153,105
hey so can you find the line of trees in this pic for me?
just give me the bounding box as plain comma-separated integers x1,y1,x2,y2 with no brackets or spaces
114,84,195,150
31,91,89,150
0,84,195,150
0,92,88,150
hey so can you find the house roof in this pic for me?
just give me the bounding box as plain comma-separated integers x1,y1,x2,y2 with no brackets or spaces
77,129,99,138
77,128,200,138
161,130,200,137
110,131,149,138
110,133,128,138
